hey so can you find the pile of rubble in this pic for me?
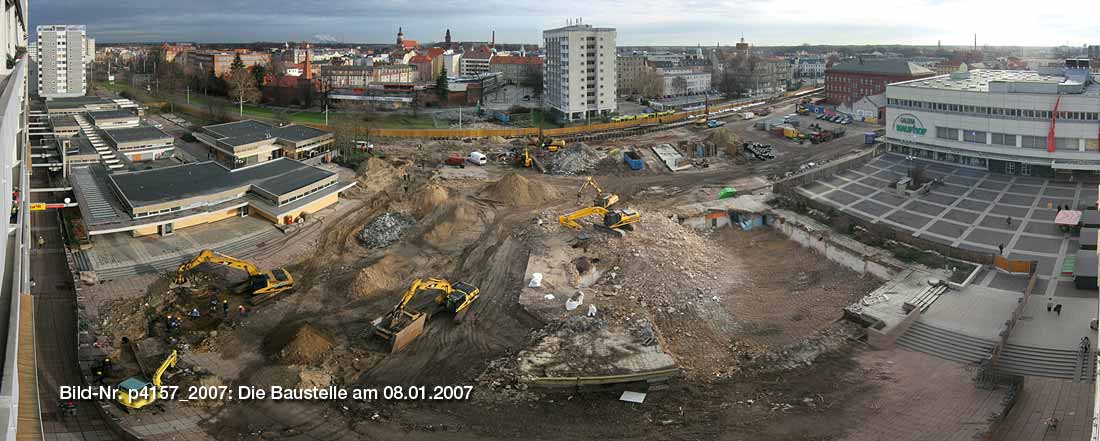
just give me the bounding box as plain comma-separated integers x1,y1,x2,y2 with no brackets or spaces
356,213,415,248
547,142,605,175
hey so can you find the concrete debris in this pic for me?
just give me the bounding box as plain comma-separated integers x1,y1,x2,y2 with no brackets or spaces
546,142,605,175
356,213,415,248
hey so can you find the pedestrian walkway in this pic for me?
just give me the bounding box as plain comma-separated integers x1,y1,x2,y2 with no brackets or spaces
993,377,1094,441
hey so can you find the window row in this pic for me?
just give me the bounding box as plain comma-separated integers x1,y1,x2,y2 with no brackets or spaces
888,98,1100,121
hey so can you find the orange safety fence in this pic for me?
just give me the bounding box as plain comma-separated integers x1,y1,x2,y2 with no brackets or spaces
993,255,1034,274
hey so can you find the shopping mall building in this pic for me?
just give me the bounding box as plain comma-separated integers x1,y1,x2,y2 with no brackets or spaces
883,60,1100,179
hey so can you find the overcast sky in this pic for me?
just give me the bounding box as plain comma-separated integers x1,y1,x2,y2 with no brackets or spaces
30,0,1098,47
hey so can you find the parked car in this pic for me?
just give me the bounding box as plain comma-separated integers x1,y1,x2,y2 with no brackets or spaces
467,151,488,165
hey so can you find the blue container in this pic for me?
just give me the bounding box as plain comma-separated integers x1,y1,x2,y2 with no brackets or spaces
623,151,644,170
864,132,877,145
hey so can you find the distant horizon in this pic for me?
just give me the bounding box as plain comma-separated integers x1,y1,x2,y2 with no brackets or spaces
30,0,1097,48
86,41,1087,52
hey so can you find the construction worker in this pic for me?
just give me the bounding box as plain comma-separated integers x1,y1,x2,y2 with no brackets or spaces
222,300,229,318
237,304,247,317
102,357,112,373
188,308,201,319
36,236,44,248
93,369,106,386
165,315,174,333
209,298,219,313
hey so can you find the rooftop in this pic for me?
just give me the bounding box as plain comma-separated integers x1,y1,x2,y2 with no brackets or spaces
828,59,934,77
108,158,334,207
490,55,542,65
203,120,331,146
48,114,78,127
891,69,1100,95
88,109,137,121
103,126,173,145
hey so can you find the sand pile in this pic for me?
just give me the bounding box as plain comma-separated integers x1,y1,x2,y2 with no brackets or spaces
705,128,740,156
357,157,398,192
423,200,483,244
481,172,561,206
353,255,406,297
412,184,449,217
277,324,335,364
488,135,507,144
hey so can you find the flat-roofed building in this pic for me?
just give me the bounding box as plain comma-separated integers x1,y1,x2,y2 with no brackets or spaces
67,158,354,236
49,114,80,138
194,120,335,168
88,109,138,129
102,126,175,162
45,96,120,114
182,49,270,77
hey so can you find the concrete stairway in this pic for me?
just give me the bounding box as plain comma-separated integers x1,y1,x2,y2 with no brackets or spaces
995,343,1093,382
895,321,996,365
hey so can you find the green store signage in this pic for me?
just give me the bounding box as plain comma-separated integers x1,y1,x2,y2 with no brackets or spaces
894,114,927,136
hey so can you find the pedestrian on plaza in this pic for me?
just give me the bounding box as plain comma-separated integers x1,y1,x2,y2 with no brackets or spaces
1047,297,1054,312
1082,336,1090,353
998,244,1004,255
209,298,218,313
222,300,229,317
1006,216,1012,226
1055,304,1063,315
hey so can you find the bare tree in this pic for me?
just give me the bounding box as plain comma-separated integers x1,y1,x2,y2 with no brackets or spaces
635,68,664,99
671,76,688,96
226,67,261,116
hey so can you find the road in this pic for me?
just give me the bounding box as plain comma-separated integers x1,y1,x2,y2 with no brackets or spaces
30,170,120,440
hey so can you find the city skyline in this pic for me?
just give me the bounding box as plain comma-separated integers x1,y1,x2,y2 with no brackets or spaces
31,0,1098,47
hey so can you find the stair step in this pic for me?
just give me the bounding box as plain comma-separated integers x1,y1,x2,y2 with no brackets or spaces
897,332,993,359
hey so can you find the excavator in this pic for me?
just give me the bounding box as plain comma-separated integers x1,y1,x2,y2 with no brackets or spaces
559,206,641,237
578,176,618,208
116,350,178,410
373,278,481,352
174,249,294,304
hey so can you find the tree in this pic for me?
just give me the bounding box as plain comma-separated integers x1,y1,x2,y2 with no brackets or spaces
671,76,688,96
436,66,449,102
635,68,664,99
251,64,267,92
226,62,260,116
156,61,184,111
522,68,543,97
230,53,245,72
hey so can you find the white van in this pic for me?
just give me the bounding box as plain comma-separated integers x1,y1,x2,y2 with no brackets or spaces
467,151,488,165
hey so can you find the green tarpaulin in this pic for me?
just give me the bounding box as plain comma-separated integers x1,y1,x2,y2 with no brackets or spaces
718,187,737,199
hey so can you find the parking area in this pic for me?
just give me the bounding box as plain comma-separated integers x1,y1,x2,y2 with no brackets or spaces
798,152,1096,299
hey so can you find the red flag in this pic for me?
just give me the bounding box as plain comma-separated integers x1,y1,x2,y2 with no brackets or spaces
1047,95,1060,153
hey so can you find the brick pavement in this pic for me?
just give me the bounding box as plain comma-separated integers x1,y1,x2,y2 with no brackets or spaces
993,377,1094,441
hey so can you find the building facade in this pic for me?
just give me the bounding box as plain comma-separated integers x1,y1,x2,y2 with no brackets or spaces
542,24,617,122
616,54,648,97
321,64,418,90
182,50,271,78
656,67,711,97
825,59,934,105
35,24,86,98
488,55,541,84
459,45,492,77
883,63,1100,179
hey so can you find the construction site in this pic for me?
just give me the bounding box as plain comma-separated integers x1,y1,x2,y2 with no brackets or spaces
32,96,1044,441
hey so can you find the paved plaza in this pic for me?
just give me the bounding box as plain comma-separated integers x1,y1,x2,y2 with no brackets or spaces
799,153,1096,300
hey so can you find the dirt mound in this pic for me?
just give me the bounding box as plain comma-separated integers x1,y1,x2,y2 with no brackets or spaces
277,324,335,364
480,173,561,206
353,255,407,297
705,128,741,155
357,157,398,192
488,135,507,144
423,200,484,244
412,184,449,217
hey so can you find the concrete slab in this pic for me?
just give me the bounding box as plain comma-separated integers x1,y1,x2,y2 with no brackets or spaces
1052,281,1096,299
1042,187,1076,198
86,214,278,271
823,190,860,206
956,168,986,177
887,211,933,229
943,209,980,224
927,220,968,238
964,228,1015,247
988,272,1039,293
978,180,1005,190
1029,208,1058,222
838,170,866,181
845,182,877,196
1014,235,1064,254
985,173,1013,183
860,176,892,188
1035,198,1072,210
969,189,999,200
870,191,907,206
959,242,998,253
1006,253,1057,274
999,193,1036,206
904,200,945,217
934,184,969,196
956,198,990,212
1007,184,1042,195
852,199,891,217
944,176,978,186
1023,220,1060,236
802,182,830,194
920,285,1021,341
1009,295,1097,349
921,192,958,206
989,204,1030,219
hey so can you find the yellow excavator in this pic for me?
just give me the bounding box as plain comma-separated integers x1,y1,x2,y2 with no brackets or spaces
578,176,618,208
373,278,481,352
558,206,641,237
174,249,294,304
116,350,178,410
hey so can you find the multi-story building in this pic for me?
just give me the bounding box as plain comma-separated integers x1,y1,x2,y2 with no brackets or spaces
656,67,710,97
719,39,791,97
160,43,192,63
488,55,542,84
85,36,94,62
182,50,270,77
459,45,492,77
825,58,934,105
542,24,617,122
320,64,418,90
883,61,1100,179
792,57,826,79
442,51,462,76
35,24,87,98
616,54,648,97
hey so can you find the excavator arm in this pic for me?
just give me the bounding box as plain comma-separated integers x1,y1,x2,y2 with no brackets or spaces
558,206,609,230
176,249,262,283
151,350,178,388
578,176,618,208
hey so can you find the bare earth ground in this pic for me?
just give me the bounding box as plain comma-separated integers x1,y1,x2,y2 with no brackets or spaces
76,114,1006,440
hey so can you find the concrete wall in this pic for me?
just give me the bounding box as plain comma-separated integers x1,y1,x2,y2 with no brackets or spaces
256,192,338,225
131,206,241,237
772,215,900,280
867,307,920,349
